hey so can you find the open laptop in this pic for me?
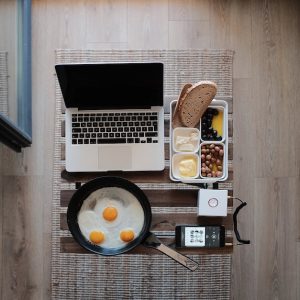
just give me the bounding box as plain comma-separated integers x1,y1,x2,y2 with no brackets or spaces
55,62,165,172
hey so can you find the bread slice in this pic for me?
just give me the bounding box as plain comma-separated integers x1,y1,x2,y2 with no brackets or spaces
172,83,193,128
179,81,217,127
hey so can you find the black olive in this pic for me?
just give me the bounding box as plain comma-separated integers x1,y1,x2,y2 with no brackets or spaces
206,108,214,114
213,130,218,136
216,136,222,141
202,134,207,140
201,122,207,129
212,109,219,115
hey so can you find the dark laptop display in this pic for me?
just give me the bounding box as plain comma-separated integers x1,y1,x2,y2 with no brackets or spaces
55,63,164,109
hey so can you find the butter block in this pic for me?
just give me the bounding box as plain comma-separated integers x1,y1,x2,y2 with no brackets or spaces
178,158,197,177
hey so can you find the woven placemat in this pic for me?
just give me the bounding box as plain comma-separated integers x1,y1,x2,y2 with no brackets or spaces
0,51,8,116
52,49,234,300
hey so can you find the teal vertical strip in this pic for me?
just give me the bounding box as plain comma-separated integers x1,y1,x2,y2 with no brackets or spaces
17,0,32,137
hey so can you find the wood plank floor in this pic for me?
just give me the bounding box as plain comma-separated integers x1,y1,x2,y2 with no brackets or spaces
0,0,299,299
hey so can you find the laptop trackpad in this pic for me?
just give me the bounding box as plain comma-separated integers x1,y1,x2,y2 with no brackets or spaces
98,145,132,171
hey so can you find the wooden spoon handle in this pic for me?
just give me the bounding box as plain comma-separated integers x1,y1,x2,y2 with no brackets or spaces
156,243,199,271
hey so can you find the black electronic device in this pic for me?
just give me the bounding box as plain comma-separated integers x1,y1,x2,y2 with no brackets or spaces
175,225,225,248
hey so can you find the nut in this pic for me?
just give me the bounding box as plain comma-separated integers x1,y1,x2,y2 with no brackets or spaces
200,143,224,178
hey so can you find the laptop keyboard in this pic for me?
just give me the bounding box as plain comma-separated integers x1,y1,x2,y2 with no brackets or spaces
71,112,159,145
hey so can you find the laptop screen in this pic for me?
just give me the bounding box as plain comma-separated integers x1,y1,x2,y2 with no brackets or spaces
55,63,163,109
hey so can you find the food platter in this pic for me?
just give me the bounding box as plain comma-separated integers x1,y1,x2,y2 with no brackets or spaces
169,99,228,184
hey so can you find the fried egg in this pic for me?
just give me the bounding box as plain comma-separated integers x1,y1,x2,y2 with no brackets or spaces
89,230,105,244
120,229,135,242
94,197,124,227
77,187,145,249
102,206,118,221
77,210,106,245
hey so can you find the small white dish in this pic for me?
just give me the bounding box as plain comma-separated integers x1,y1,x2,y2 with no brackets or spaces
200,106,226,143
199,142,226,179
173,127,200,153
172,153,199,180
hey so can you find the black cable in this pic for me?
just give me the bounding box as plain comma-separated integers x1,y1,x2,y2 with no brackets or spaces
228,196,251,245
234,197,243,204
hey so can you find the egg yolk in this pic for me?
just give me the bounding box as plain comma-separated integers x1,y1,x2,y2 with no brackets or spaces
102,206,118,221
89,231,105,244
120,230,135,242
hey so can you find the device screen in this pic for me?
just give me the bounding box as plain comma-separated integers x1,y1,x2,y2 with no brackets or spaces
176,225,225,248
55,63,163,109
184,226,206,247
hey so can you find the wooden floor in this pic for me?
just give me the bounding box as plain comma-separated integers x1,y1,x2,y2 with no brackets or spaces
1,1,299,299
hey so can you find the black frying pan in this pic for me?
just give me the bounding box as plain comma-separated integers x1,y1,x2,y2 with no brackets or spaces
67,176,198,271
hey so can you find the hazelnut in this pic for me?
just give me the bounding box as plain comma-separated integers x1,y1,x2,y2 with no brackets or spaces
215,146,220,152
219,149,224,156
217,165,223,171
206,154,211,160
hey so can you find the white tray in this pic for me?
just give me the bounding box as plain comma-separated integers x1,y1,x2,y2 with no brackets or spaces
169,99,229,184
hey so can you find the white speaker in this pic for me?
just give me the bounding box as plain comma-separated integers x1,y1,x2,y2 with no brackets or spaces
197,189,228,217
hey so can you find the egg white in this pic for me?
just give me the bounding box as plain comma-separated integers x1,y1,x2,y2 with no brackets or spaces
77,210,106,243
78,187,145,249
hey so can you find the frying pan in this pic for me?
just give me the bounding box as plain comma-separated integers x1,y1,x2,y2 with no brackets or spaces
67,176,198,271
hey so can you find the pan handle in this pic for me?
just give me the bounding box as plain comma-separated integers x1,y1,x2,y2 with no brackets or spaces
155,243,199,271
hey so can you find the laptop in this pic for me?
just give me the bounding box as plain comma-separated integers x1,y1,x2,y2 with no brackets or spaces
55,62,165,172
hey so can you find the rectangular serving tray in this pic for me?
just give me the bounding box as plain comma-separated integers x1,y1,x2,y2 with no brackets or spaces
169,99,229,184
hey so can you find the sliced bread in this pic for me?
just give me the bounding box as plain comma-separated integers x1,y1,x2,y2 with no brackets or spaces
179,81,217,127
172,83,193,128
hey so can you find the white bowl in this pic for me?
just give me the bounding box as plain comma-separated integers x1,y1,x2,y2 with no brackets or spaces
172,153,199,180
172,127,200,153
199,142,226,179
200,106,226,143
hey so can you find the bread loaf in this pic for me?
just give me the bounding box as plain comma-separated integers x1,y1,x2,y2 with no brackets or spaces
172,83,192,128
179,81,217,127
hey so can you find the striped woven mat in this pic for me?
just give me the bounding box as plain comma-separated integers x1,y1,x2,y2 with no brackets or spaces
52,49,234,300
